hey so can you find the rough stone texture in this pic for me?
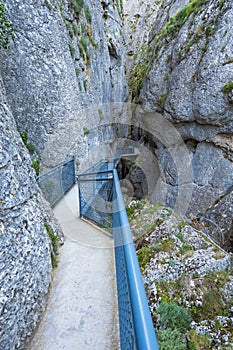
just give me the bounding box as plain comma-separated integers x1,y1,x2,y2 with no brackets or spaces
2,0,231,247
129,202,233,349
123,0,161,77
0,0,128,162
130,0,233,247
0,78,62,350
0,0,232,346
0,1,127,348
201,189,233,251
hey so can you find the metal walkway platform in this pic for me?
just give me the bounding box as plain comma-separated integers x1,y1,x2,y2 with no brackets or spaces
29,185,119,350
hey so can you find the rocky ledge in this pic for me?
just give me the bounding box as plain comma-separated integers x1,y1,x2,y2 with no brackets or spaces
127,200,233,350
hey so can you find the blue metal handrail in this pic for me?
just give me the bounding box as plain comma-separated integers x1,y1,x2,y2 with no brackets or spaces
38,157,159,348
112,169,159,350
78,160,159,350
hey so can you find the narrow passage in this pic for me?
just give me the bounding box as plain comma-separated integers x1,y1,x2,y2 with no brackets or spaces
29,186,119,350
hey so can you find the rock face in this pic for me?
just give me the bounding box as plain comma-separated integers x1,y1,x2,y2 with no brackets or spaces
128,0,233,249
0,0,127,161
0,1,127,348
0,77,62,349
129,201,233,349
123,0,160,77
0,0,232,346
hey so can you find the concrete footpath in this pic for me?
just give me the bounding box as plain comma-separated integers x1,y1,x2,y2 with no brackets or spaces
29,186,119,350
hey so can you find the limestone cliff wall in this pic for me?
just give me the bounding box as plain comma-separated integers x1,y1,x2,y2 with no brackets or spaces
0,0,233,347
0,1,127,348
0,0,127,163
128,0,233,249
0,76,62,349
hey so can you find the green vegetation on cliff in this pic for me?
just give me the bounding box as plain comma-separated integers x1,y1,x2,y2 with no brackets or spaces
0,0,14,48
44,223,59,268
127,199,233,349
129,0,212,99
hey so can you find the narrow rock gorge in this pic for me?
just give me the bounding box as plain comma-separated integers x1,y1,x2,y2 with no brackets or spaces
0,0,232,348
127,0,233,250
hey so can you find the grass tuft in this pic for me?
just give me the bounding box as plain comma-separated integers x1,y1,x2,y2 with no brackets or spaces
44,223,59,268
222,81,233,94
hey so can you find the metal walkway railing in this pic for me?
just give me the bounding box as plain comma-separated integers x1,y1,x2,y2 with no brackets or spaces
78,160,114,230
37,157,76,207
78,160,159,350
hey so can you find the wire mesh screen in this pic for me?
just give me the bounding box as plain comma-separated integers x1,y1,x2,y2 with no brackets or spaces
78,172,113,231
114,243,136,349
113,188,137,350
37,158,76,207
78,160,114,231
78,161,158,350
81,159,115,174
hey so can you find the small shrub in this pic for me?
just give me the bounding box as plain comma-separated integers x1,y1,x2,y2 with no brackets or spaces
156,238,175,253
44,223,58,247
78,40,85,57
188,329,211,349
205,25,216,37
157,301,193,333
19,128,35,154
159,94,167,109
72,22,80,36
150,243,161,251
83,79,88,92
68,41,76,57
177,219,189,231
84,6,92,23
31,157,41,176
64,19,74,38
201,290,226,319
79,36,88,51
88,35,98,48
116,0,123,18
175,232,184,242
83,127,90,136
191,270,231,321
44,223,59,268
157,328,186,350
169,259,178,266
78,37,90,64
137,246,153,272
222,81,233,94
26,142,35,153
195,24,204,36
0,1,14,48
19,128,28,145
51,252,58,268
72,0,84,14
75,67,80,77
81,23,86,34
126,200,144,219
179,243,193,254
219,0,225,9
